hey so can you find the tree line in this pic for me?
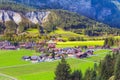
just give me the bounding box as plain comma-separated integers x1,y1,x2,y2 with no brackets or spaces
104,37,120,47
55,50,120,80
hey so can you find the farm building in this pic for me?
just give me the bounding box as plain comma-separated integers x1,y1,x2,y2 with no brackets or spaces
0,41,17,50
47,40,56,48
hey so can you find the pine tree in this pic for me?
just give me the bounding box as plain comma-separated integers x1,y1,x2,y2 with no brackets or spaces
71,70,82,80
90,70,97,80
83,67,97,80
100,54,114,80
83,68,91,80
54,57,71,80
104,37,114,47
114,55,120,80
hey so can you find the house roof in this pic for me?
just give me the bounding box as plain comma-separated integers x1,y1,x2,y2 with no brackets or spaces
47,40,56,44
22,56,30,59
4,46,16,49
31,56,38,60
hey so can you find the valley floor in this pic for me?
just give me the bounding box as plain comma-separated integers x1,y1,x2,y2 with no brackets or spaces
0,49,111,80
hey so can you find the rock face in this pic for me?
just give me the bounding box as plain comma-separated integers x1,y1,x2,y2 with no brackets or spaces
0,10,22,24
12,0,120,28
25,11,50,24
0,10,50,24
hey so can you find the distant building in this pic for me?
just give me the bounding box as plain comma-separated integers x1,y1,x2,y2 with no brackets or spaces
0,41,17,50
47,40,56,48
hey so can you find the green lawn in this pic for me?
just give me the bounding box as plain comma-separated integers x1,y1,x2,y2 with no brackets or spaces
49,28,84,40
27,29,39,33
56,41,104,48
0,76,13,80
50,28,81,36
0,49,40,67
0,49,111,80
26,28,40,37
114,36,120,39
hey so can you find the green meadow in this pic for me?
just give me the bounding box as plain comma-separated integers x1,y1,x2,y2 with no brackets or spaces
0,76,13,80
25,28,120,41
0,76,6,80
56,41,104,48
0,49,111,80
49,28,82,37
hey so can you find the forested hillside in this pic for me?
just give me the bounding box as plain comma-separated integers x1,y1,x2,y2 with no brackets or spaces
0,2,119,42
0,1,36,12
5,0,120,28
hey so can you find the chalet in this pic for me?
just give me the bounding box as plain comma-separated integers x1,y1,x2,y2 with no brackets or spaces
102,45,110,49
88,46,95,49
4,46,16,50
56,38,64,42
112,48,120,53
0,41,17,50
22,56,31,61
76,49,94,58
86,50,94,55
31,56,38,60
76,52,84,58
55,54,62,60
19,43,26,48
31,56,39,63
47,40,56,48
79,53,88,58
19,42,36,49
39,47,45,52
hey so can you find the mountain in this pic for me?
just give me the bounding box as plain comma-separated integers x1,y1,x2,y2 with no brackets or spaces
0,1,119,36
0,9,116,36
8,0,120,28
0,10,50,34
0,10,50,24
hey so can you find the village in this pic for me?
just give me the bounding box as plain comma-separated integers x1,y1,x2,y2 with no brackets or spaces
0,39,120,63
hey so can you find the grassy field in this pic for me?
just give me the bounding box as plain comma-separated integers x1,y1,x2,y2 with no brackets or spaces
114,36,120,39
49,28,81,36
27,29,39,34
25,28,120,41
56,41,104,48
49,28,120,40
26,28,40,37
49,28,84,40
0,76,13,80
0,49,111,80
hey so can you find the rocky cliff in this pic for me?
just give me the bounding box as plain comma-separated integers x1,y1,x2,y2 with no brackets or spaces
0,9,118,35
0,10,50,24
10,0,120,28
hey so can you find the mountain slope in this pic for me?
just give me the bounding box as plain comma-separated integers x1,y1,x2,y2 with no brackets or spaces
8,0,120,28
0,9,119,37
0,10,50,34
